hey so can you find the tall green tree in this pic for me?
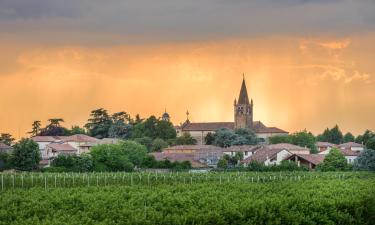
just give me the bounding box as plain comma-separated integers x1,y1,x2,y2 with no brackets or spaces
232,128,258,145
269,135,291,144
0,133,15,146
151,138,168,152
213,128,237,147
290,130,317,153
28,121,41,136
85,108,112,138
355,130,374,145
68,126,86,135
317,125,344,144
366,136,375,150
39,118,69,136
204,132,215,145
343,132,355,143
10,138,40,171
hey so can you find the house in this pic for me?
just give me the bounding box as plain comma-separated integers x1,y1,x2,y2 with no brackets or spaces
242,146,292,166
164,145,222,154
176,78,288,144
266,143,310,155
285,154,326,170
31,136,58,159
57,134,99,154
338,142,364,152
45,143,77,159
0,143,13,153
222,145,260,159
316,142,336,153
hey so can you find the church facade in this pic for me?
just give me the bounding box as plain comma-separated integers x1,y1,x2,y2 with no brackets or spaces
176,78,288,145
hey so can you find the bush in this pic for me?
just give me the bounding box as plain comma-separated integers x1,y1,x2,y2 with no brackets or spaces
10,138,40,171
247,160,308,172
0,152,11,171
151,138,168,152
316,147,349,171
50,154,93,172
354,149,375,171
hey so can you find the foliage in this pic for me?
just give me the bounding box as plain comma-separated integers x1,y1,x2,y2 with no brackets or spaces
213,128,258,147
213,128,237,147
175,133,197,145
90,144,134,172
39,118,70,136
134,137,153,152
0,133,15,146
10,138,41,171
268,135,291,144
316,148,349,171
84,108,113,139
354,149,375,171
355,130,374,145
0,152,11,171
217,158,228,169
131,116,176,141
28,120,41,136
151,138,168,152
50,154,93,172
365,136,375,150
290,130,317,153
1,173,374,225
108,120,131,139
89,141,149,172
343,132,355,143
204,132,215,145
317,125,344,144
68,126,87,135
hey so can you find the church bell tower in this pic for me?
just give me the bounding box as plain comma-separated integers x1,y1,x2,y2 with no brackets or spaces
234,76,253,129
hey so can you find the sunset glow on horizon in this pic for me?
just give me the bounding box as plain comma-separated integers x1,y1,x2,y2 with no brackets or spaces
1,1,375,138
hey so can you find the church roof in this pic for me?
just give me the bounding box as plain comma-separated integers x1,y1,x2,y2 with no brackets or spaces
238,78,250,105
181,121,288,134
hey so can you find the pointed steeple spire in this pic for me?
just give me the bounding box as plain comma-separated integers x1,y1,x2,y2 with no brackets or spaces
238,74,250,104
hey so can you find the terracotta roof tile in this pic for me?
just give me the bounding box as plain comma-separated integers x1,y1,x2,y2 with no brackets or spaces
31,136,58,142
338,142,364,148
267,143,309,151
287,154,325,165
46,143,77,152
316,142,336,147
0,143,12,152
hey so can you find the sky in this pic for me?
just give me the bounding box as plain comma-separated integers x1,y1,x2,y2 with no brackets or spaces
0,0,375,138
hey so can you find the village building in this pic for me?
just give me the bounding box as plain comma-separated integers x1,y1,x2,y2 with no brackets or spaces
176,77,288,144
0,142,13,153
318,144,361,164
338,142,365,152
316,142,336,153
222,145,260,159
286,154,326,170
45,143,77,159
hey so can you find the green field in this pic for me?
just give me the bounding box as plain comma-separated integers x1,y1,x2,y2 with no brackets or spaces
1,172,374,225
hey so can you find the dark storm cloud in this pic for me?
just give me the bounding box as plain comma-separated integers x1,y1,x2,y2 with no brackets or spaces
0,0,374,44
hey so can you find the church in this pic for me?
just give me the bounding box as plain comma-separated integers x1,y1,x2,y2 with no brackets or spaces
175,77,288,144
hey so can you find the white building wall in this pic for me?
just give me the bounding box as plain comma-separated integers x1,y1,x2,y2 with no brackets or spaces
345,156,357,164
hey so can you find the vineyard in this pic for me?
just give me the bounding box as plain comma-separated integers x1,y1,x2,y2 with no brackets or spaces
1,172,374,225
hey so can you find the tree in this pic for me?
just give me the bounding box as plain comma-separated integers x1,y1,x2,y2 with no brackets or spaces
39,118,69,136
232,128,258,145
0,133,15,146
354,149,375,171
85,108,112,139
356,130,374,145
269,135,291,144
289,130,317,153
217,158,228,169
151,138,168,152
51,154,93,172
108,120,132,139
316,148,348,171
0,152,11,171
205,132,215,145
175,133,197,145
28,121,41,136
89,144,134,172
134,137,153,152
213,128,237,147
118,141,148,167
343,132,355,143
68,126,86,135
366,136,375,150
317,125,343,144
10,138,40,171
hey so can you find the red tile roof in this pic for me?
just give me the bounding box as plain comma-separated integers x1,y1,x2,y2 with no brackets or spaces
242,146,284,163
267,143,309,151
0,143,12,152
165,145,222,151
57,134,99,143
31,136,57,142
316,142,336,147
340,149,360,156
46,143,77,152
223,145,260,153
287,154,326,166
338,142,364,148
